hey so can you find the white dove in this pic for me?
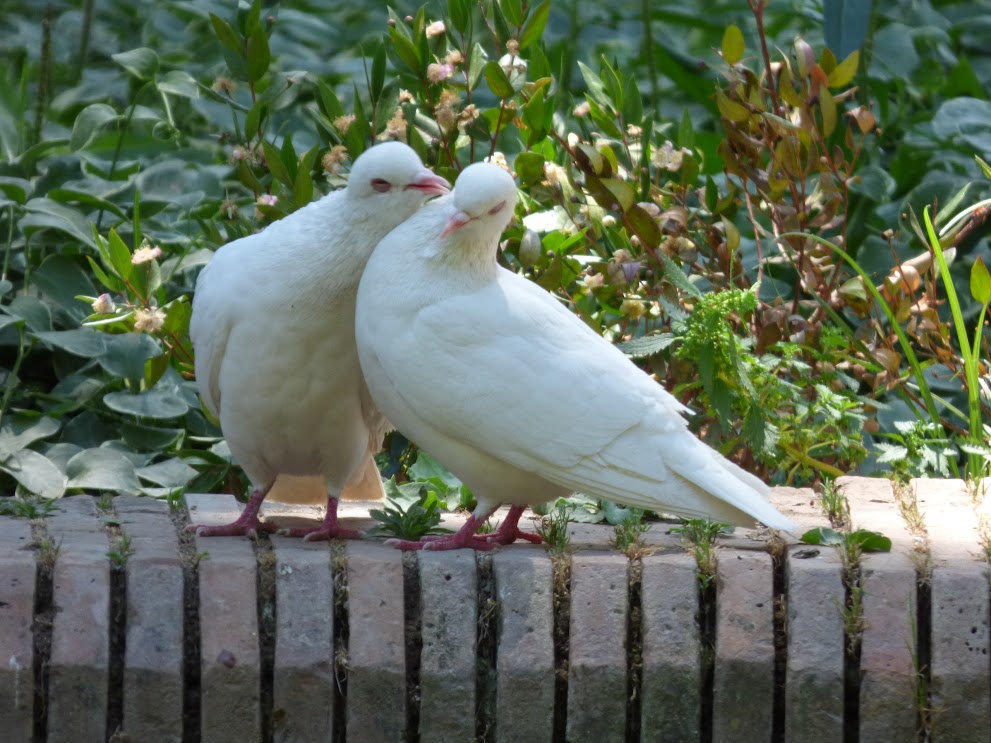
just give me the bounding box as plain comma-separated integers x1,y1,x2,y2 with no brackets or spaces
188,141,449,539
354,162,795,550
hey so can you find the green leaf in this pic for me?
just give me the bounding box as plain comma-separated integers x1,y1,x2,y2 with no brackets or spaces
599,178,636,211
971,256,991,305
389,28,421,72
370,45,386,102
97,332,163,383
721,25,745,65
317,79,345,120
0,414,61,457
828,50,860,87
448,0,471,34
70,103,119,150
210,13,244,55
373,79,402,136
104,389,190,420
514,151,545,186
112,47,159,80
157,70,200,99
408,451,462,490
823,0,872,59
849,529,892,552
616,333,675,358
0,449,67,499
519,0,550,50
136,458,198,488
20,198,97,248
65,448,142,493
800,527,844,546
578,61,612,111
32,255,96,321
32,329,107,357
262,140,292,187
499,0,523,26
483,60,515,99
246,27,271,82
6,296,52,333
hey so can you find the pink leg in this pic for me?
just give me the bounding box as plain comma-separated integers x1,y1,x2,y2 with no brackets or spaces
280,496,363,541
186,486,278,537
477,505,543,546
387,507,500,551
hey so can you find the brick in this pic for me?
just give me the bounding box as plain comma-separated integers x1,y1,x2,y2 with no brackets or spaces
46,496,111,743
857,551,917,742
493,547,555,743
712,550,774,742
118,501,184,743
0,518,35,740
345,540,406,743
929,565,990,743
270,535,334,743
567,551,628,743
191,493,261,743
785,545,845,742
418,550,477,742
640,551,700,743
838,476,914,547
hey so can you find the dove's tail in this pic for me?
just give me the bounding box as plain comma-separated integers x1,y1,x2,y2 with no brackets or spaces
556,429,795,532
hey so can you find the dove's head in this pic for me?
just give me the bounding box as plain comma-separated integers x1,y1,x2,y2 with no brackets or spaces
346,142,449,211
441,163,518,240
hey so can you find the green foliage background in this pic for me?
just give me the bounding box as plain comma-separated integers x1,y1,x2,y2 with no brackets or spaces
1,0,990,504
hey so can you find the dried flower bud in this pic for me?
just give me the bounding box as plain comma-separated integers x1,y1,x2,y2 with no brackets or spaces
573,101,591,117
321,145,349,174
333,114,356,134
211,77,236,95
425,20,446,38
427,62,454,84
601,215,616,228
506,39,520,56
620,299,646,319
794,38,815,79
444,49,463,66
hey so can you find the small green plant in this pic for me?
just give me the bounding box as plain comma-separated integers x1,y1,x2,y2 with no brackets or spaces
106,533,135,568
818,481,849,530
0,496,57,519
670,518,731,589
611,508,651,555
367,489,452,541
35,536,61,568
535,500,572,553
800,526,891,562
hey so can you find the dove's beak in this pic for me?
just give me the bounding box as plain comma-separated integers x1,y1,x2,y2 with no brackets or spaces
405,170,450,198
441,210,471,237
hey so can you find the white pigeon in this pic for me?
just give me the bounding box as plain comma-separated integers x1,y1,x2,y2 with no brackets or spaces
354,162,795,550
188,141,449,539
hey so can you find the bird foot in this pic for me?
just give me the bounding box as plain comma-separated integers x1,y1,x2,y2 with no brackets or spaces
477,525,543,546
280,525,364,541
386,534,496,551
186,515,278,538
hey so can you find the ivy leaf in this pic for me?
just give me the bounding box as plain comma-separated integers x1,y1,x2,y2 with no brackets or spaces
65,448,142,493
112,47,160,80
0,449,67,499
70,103,119,150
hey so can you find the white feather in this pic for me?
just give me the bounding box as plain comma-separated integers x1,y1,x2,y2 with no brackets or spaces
190,142,448,503
355,163,794,531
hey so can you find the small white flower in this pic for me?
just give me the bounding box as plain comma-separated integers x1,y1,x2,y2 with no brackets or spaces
257,194,279,207
427,62,454,84
131,245,163,265
91,293,115,314
425,20,446,38
133,307,165,333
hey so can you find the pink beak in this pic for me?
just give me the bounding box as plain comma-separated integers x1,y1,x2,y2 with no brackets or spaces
405,170,450,197
441,210,471,238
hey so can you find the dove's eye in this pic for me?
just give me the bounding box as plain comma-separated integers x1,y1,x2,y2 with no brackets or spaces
371,178,392,193
487,201,506,216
